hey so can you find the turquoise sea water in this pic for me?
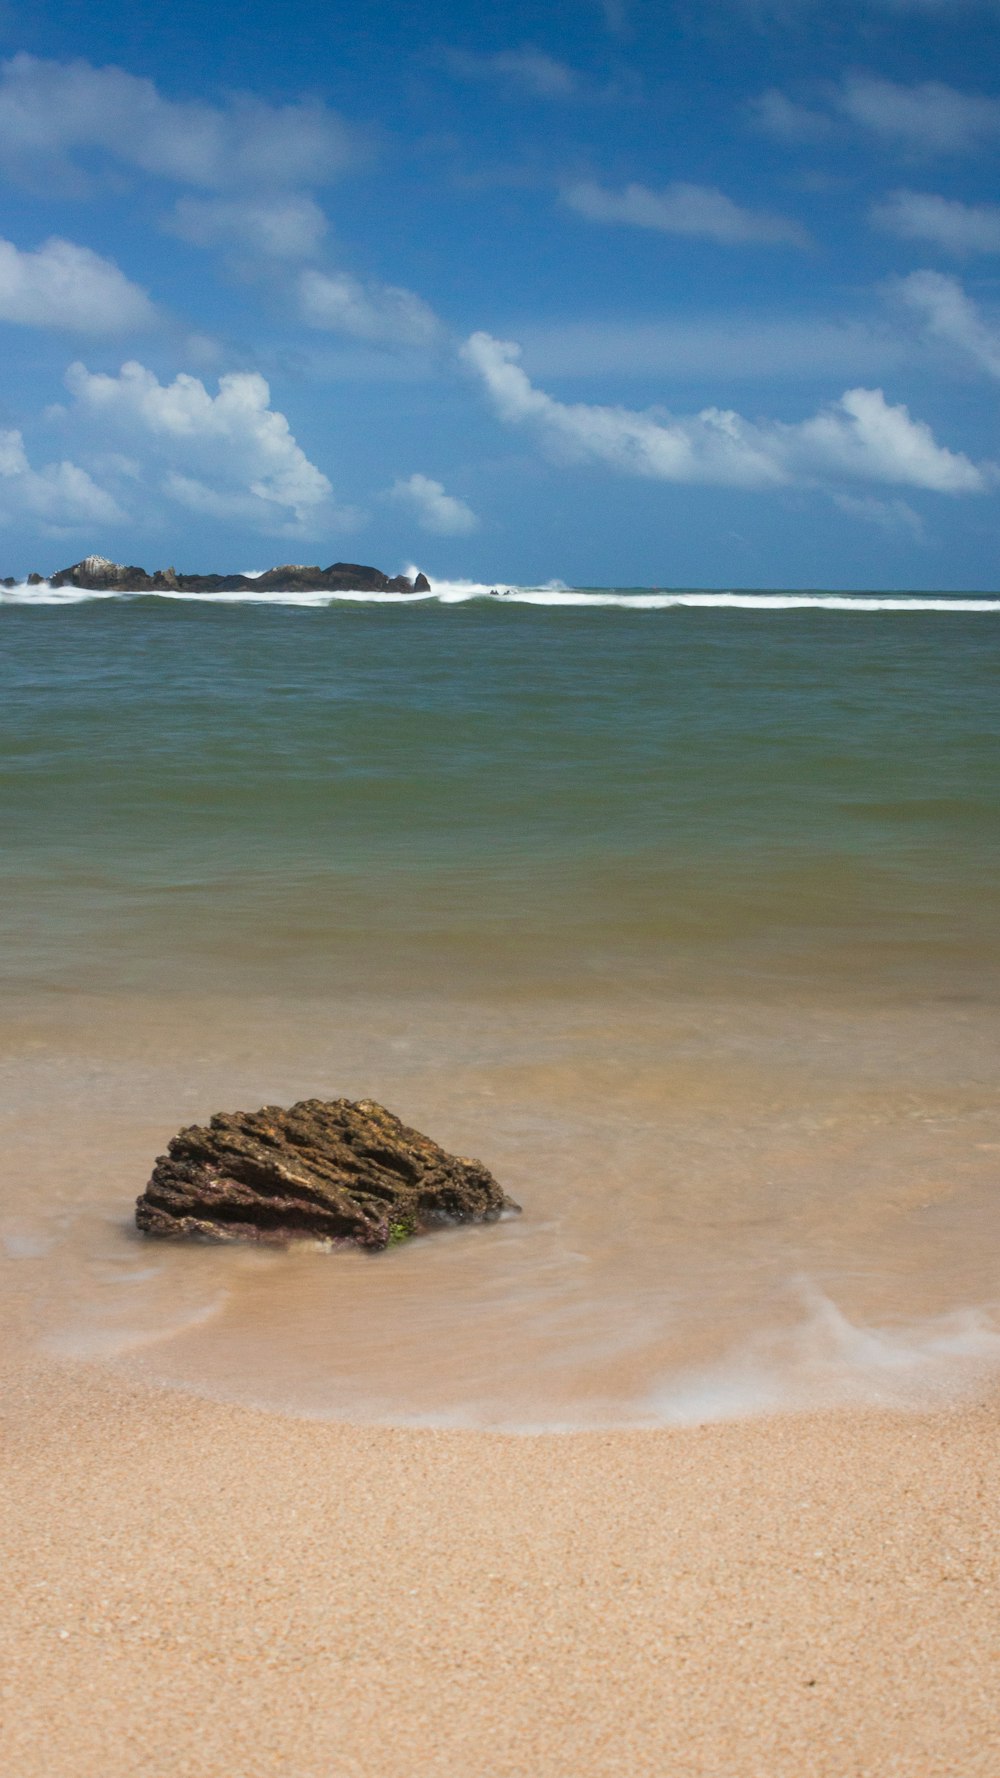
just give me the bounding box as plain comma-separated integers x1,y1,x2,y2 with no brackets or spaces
2,582,999,1426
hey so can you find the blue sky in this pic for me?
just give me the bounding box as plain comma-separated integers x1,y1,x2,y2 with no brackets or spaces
0,0,997,586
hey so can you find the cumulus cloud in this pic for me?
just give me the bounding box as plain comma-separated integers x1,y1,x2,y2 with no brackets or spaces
896,270,1000,378
461,329,991,494
0,427,122,527
64,360,341,532
389,473,478,535
0,54,357,191
298,269,441,347
164,194,328,260
443,47,578,99
562,179,809,246
0,235,156,331
788,386,985,490
837,76,1000,156
872,191,1000,256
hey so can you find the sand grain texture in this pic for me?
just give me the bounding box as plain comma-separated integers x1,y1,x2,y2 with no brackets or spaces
1,1362,998,1778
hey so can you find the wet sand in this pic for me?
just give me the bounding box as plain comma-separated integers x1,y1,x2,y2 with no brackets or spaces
2,1357,997,1778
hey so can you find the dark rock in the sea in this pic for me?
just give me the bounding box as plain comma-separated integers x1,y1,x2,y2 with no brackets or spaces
248,562,409,593
40,555,431,595
49,554,146,590
136,1097,518,1248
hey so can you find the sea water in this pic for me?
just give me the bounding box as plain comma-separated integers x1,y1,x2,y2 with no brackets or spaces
1,581,998,1426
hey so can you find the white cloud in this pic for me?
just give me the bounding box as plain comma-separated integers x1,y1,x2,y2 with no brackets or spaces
749,88,833,144
514,315,903,381
165,194,328,260
0,427,122,527
389,472,478,535
461,329,991,494
444,47,578,99
599,0,630,29
754,76,1000,157
788,385,984,490
0,54,357,190
298,269,441,347
872,191,1000,256
0,236,155,331
832,492,925,540
837,76,1000,156
562,180,809,247
895,270,1000,378
64,360,341,533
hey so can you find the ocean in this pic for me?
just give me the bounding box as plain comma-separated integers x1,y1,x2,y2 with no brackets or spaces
2,579,999,1427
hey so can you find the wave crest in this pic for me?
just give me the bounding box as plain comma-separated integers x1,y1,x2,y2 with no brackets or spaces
2,579,998,613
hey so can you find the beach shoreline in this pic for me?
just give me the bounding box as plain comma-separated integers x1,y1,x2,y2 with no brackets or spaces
3,595,998,1772
2,1355,997,1778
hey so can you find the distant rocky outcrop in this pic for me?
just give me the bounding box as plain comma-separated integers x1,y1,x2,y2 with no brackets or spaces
3,555,431,594
135,1097,518,1248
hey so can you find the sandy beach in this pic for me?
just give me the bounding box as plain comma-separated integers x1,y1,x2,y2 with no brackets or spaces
3,0,1000,1750
3,596,999,1775
2,1357,997,1778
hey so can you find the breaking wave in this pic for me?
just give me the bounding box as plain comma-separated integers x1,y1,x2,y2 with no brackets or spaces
1,579,996,622
2,577,999,613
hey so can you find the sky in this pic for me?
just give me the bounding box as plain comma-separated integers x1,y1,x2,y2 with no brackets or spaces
0,0,997,587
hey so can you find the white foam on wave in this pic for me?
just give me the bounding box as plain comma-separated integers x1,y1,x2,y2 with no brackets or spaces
42,1289,230,1360
147,1276,1000,1434
505,590,1000,612
2,577,998,612
428,587,1000,612
366,1285,1000,1433
643,1283,1000,1427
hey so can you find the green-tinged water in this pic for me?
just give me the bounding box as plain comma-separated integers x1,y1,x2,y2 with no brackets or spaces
1,593,998,999
1,589,999,1427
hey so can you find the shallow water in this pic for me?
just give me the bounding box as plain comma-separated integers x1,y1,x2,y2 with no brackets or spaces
1,586,998,1425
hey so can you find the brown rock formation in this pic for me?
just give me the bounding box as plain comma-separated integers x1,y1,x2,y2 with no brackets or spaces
135,1097,517,1248
37,557,431,594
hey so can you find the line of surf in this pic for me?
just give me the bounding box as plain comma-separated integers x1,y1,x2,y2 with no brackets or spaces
3,581,998,613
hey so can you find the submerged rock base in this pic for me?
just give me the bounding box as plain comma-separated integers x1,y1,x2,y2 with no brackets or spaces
135,1097,517,1249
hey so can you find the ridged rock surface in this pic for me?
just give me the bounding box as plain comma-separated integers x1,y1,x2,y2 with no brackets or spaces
135,1097,517,1248
29,557,431,594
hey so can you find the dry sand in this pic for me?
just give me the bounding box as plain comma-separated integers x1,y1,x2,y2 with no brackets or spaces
2,1358,997,1778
